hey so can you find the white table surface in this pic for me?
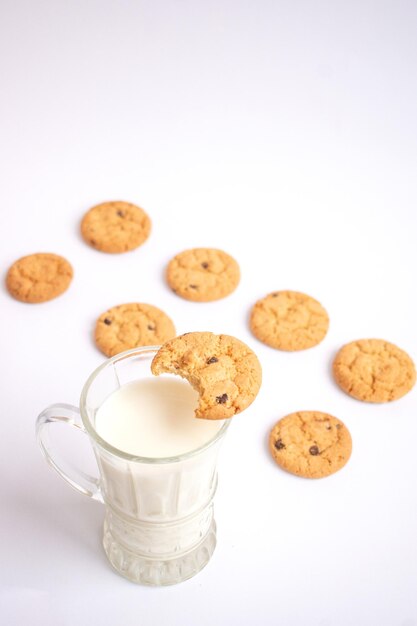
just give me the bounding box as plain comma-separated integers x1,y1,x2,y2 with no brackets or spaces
1,1,417,625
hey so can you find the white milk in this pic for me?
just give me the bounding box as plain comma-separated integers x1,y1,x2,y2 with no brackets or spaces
91,375,228,582
95,377,223,457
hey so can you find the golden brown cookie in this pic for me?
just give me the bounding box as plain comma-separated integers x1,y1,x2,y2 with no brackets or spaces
269,411,352,478
250,290,329,351
166,248,240,302
81,201,151,253
6,253,73,303
333,339,416,403
151,332,262,419
95,303,176,357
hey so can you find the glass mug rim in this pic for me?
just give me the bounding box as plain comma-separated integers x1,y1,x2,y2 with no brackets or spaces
79,345,231,465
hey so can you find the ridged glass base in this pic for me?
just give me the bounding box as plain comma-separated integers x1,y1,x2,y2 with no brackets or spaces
102,518,217,586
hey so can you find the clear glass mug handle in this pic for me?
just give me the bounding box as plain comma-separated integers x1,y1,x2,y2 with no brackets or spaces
36,403,103,503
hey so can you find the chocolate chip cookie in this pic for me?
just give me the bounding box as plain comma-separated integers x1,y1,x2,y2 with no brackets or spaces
6,253,73,303
95,303,176,357
166,248,240,302
151,331,262,419
81,201,151,253
269,411,352,478
250,290,329,350
333,339,416,402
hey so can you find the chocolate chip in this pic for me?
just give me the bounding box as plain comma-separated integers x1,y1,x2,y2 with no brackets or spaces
104,318,112,325
189,284,198,289
325,423,332,430
207,357,218,364
90,239,96,245
147,325,155,331
117,210,125,217
201,262,209,269
216,393,228,404
271,292,279,297
274,438,285,450
309,445,320,456
335,423,341,429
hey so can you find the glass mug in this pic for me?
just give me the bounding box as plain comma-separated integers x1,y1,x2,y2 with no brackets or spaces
36,346,230,586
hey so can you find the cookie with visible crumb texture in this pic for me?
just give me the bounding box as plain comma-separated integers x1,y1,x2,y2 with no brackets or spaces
166,248,240,302
269,411,352,478
95,303,176,357
6,253,73,303
250,290,329,351
333,339,416,403
151,331,262,419
81,201,151,253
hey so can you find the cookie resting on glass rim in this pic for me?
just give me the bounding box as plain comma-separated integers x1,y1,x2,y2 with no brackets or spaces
151,332,262,419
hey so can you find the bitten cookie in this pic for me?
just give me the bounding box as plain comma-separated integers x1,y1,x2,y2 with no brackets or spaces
250,290,329,351
6,253,73,303
151,332,262,419
81,201,151,253
95,303,176,357
333,339,416,403
166,248,240,302
269,411,352,478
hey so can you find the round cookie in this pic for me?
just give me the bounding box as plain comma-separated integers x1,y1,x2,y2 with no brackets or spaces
151,332,262,419
269,411,352,478
81,201,151,253
250,290,329,351
6,253,73,303
166,248,240,302
95,303,176,357
333,338,416,403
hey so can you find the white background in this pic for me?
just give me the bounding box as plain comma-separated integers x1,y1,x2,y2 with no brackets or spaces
1,1,417,625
